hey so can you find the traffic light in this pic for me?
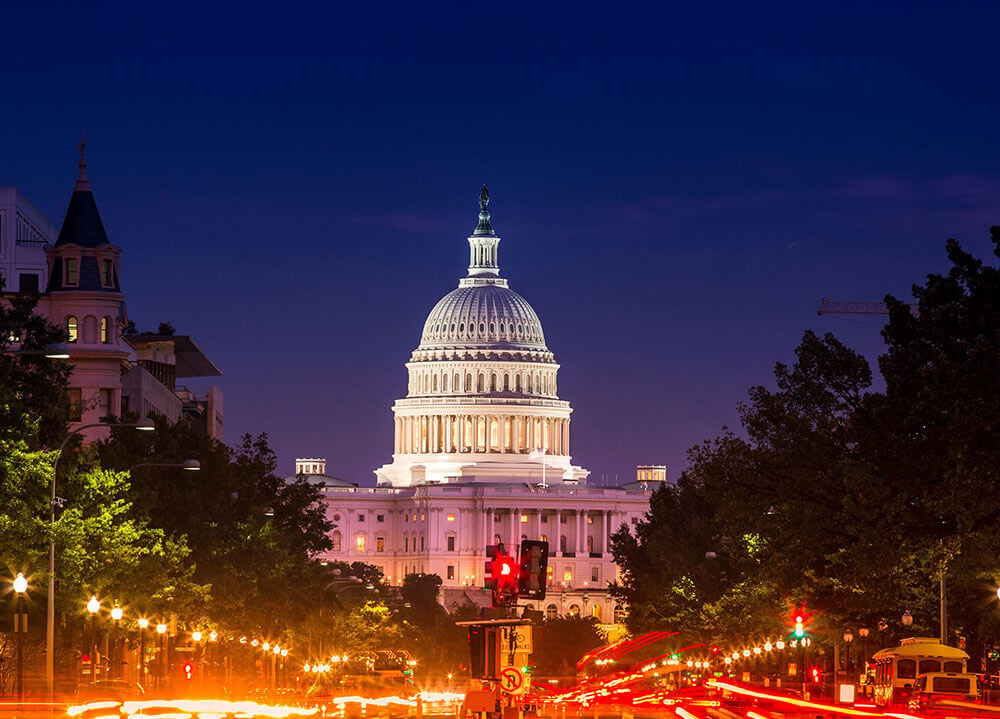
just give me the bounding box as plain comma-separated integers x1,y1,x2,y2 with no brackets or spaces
517,540,549,600
183,662,193,680
491,545,519,606
793,615,805,638
810,666,821,684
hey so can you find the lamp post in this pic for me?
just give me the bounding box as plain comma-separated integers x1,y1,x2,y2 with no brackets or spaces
843,630,855,686
0,343,71,359
156,622,168,691
47,417,155,695
110,603,123,679
13,573,28,701
137,618,149,688
902,610,913,633
858,627,870,686
87,595,100,684
127,459,201,472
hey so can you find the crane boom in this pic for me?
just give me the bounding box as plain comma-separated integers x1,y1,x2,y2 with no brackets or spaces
817,297,918,316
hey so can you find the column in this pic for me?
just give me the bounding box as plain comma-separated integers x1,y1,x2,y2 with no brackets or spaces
510,508,519,547
578,510,586,554
601,510,609,556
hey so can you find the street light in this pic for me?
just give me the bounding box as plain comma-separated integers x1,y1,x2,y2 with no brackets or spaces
47,416,155,695
87,595,100,684
844,630,855,685
127,459,201,471
0,343,71,359
138,618,149,687
858,627,870,686
902,610,913,629
110,603,123,679
13,573,28,700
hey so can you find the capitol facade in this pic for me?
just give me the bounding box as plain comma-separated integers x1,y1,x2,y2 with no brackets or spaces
307,187,655,625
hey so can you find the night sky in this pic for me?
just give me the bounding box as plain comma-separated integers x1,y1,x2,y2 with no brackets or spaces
4,2,1000,485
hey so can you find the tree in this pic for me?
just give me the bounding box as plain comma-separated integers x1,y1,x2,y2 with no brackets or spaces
531,616,606,677
0,283,72,447
97,423,333,636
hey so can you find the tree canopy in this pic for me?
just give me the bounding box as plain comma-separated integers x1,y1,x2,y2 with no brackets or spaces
613,227,1000,656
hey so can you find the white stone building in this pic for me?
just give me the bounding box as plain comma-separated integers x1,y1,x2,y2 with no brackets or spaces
306,187,656,625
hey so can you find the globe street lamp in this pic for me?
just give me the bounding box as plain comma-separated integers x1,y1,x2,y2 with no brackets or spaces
87,595,100,684
137,618,149,688
13,573,28,700
47,417,155,695
902,610,913,630
858,627,870,685
110,603,123,679
844,630,855,685
156,622,167,691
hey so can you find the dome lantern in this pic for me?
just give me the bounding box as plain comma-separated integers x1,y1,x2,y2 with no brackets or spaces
467,184,500,278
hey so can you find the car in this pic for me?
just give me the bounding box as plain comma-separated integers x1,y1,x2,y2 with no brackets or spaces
908,671,979,709
75,679,146,702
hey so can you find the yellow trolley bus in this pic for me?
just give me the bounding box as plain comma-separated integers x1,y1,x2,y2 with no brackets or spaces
871,637,969,706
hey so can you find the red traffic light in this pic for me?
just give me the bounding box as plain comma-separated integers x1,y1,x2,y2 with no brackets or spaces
491,548,520,606
810,666,821,683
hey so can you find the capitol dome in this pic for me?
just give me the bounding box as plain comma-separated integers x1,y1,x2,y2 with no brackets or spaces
376,185,588,488
417,283,547,352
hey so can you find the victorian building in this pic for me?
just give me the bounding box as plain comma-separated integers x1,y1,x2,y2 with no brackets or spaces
307,187,654,625
0,148,222,440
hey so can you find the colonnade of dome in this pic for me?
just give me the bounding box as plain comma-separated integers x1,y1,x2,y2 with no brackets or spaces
394,413,569,456
406,364,558,397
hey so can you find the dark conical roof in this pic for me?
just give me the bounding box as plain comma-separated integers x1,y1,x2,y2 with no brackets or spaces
55,188,110,248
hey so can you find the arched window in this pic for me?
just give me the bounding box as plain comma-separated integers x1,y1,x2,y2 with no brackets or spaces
490,374,497,391
100,316,111,343
66,316,78,343
545,604,558,620
331,531,342,551
591,605,602,621
516,374,522,392
433,374,438,392
442,374,449,392
503,374,509,391
477,374,485,392
568,604,581,617
540,534,548,543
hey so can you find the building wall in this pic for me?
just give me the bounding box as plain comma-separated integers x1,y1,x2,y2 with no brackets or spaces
0,187,55,293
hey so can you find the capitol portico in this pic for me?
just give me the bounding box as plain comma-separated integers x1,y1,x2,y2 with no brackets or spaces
304,187,656,625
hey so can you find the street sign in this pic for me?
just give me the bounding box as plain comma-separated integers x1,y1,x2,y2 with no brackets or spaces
501,624,532,653
499,666,526,694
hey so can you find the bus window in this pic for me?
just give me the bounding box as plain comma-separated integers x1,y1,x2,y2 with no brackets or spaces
944,661,964,673
898,659,917,679
919,659,941,674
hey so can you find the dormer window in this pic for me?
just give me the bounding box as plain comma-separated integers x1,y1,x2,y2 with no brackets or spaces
101,259,113,287
65,258,79,286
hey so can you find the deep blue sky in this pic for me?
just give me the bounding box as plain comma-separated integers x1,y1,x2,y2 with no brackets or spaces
4,2,1000,484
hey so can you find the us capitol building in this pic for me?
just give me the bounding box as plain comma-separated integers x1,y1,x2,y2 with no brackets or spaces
301,187,657,626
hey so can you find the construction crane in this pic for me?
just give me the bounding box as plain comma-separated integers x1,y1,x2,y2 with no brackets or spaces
817,297,918,316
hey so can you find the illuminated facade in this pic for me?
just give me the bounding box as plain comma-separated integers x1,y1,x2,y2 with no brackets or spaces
311,187,652,623
0,150,222,441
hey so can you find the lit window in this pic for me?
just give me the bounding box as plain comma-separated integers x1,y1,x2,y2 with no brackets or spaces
65,258,78,285
563,569,572,583
100,317,110,343
587,515,593,524
540,534,547,543
545,604,558,620
447,565,455,580
421,513,425,521
66,316,78,343
520,514,528,523
446,513,455,522
376,537,385,553
355,535,366,552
